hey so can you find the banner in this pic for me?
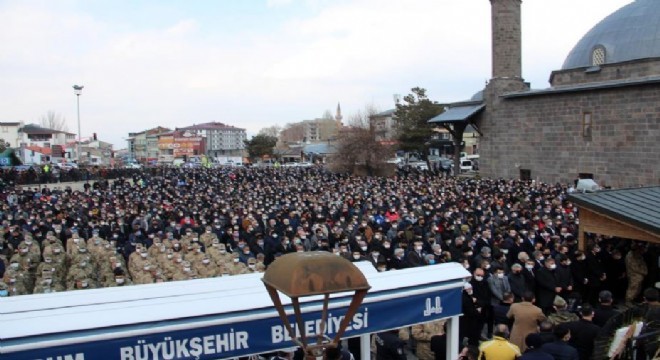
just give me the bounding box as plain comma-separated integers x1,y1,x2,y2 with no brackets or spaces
3,287,461,360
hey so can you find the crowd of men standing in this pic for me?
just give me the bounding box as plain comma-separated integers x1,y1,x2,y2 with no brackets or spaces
0,166,658,359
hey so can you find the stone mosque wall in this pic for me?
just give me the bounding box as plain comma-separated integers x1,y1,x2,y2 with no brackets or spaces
551,58,660,87
479,83,660,188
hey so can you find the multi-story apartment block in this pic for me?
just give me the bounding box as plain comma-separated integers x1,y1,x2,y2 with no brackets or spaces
177,122,246,158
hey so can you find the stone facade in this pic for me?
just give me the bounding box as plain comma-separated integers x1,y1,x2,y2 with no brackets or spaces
479,83,660,187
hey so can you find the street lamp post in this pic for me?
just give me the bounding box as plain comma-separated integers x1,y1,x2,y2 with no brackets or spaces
73,85,84,163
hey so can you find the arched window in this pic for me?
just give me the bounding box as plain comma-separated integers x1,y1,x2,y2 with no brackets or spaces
592,46,606,66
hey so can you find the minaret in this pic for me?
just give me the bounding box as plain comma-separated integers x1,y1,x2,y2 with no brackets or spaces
335,102,343,127
491,0,522,80
487,0,527,96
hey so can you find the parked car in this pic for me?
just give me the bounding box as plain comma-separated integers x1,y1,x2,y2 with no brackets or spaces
408,161,428,171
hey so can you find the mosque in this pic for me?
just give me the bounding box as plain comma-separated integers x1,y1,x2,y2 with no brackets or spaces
431,0,660,187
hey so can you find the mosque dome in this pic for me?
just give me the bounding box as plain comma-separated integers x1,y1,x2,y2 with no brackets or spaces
470,90,484,101
561,0,660,70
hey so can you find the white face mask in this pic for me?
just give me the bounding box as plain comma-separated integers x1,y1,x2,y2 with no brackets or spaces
525,264,534,270
474,275,484,281
497,273,504,279
353,255,361,260
202,259,210,264
116,278,125,284
233,258,239,263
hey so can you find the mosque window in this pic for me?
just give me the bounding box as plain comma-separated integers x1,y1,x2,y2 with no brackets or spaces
591,46,606,66
582,112,593,139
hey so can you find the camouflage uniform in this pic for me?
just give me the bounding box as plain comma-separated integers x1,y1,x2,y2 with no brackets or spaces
189,243,206,264
411,320,446,360
66,260,95,289
200,227,218,248
66,235,85,255
104,269,133,288
547,310,579,326
625,250,648,302
128,248,150,279
172,261,198,281
19,237,41,258
132,263,155,285
69,278,95,291
227,253,249,275
194,257,219,278
4,269,29,296
246,258,262,273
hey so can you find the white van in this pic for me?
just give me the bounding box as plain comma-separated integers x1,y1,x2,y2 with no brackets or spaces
460,160,474,172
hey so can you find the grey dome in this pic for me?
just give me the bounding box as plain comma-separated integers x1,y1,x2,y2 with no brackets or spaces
562,0,660,70
470,90,484,101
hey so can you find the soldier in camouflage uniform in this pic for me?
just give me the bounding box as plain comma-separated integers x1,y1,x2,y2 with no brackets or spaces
194,255,219,278
625,243,648,303
33,269,65,294
187,242,205,265
227,252,249,275
128,247,150,279
547,296,579,326
67,259,96,290
132,262,155,285
4,269,29,296
104,268,133,288
20,236,41,258
200,226,218,248
411,320,446,360
172,260,198,281
66,232,84,255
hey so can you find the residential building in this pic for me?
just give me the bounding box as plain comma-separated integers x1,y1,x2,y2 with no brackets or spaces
157,129,206,164
127,127,170,164
177,122,246,158
0,122,22,148
18,124,75,149
280,118,339,144
370,109,397,142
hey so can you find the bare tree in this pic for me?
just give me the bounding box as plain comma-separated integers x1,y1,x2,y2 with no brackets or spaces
39,111,69,131
280,122,305,143
258,125,282,138
330,105,394,176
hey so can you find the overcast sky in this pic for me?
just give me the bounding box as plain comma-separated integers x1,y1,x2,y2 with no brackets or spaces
0,0,632,148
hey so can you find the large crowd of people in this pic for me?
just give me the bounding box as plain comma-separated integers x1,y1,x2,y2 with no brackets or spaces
1,166,658,359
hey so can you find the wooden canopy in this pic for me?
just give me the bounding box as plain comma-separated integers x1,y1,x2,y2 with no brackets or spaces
567,187,660,250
